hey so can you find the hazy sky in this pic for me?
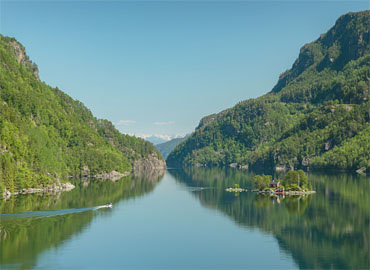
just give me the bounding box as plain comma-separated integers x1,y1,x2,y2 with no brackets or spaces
0,1,368,139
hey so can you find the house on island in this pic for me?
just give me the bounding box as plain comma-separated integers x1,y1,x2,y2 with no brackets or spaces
270,180,281,188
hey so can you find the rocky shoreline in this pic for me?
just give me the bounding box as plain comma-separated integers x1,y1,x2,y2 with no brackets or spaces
2,170,130,199
225,187,247,192
224,187,316,196
93,170,130,181
2,156,166,199
133,153,166,175
3,182,75,199
251,189,316,195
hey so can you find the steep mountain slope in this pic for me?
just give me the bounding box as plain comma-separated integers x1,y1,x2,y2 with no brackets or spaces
155,135,189,159
0,35,164,194
167,11,370,173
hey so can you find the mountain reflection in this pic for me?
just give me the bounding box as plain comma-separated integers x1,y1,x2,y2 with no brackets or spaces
0,174,163,269
169,167,369,269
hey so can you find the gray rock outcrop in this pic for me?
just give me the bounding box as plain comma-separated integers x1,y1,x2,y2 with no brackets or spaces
133,153,166,179
10,40,40,80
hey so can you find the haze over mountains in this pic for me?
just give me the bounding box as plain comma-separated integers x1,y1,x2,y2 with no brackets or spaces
138,134,185,145
167,11,370,173
155,135,189,159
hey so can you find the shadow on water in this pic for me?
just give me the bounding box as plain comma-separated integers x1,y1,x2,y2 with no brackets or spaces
0,172,164,269
169,167,370,269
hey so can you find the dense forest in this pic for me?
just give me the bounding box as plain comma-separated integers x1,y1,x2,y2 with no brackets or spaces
0,35,163,194
167,11,370,173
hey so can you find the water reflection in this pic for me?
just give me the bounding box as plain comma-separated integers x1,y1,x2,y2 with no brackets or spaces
169,167,370,269
0,174,163,269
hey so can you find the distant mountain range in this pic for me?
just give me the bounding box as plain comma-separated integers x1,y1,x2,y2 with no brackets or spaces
155,135,190,159
167,11,370,173
139,134,186,145
142,135,169,145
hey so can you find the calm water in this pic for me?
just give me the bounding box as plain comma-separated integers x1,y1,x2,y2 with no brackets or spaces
0,168,369,269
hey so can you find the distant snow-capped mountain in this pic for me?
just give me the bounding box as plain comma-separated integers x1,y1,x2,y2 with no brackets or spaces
136,134,185,145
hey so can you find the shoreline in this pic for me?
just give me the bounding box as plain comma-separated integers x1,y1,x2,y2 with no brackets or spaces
251,189,316,195
225,187,246,192
3,182,76,199
2,161,166,199
2,171,131,199
224,187,316,195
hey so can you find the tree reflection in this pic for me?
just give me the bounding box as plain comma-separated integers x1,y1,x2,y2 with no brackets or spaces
0,173,163,268
169,167,369,269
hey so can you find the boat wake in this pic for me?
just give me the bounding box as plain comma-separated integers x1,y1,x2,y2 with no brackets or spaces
187,187,212,192
0,205,111,220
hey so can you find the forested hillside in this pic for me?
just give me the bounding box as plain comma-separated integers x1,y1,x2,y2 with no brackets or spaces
167,11,370,173
0,35,163,194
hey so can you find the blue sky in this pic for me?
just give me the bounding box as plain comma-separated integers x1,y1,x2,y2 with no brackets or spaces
0,1,368,140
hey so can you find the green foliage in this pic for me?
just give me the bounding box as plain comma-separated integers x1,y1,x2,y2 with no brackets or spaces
167,11,370,173
311,125,370,171
283,170,311,190
0,35,162,192
253,174,271,190
0,180,4,196
288,184,300,191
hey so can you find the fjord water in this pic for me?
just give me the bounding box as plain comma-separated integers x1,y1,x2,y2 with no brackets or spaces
0,169,369,269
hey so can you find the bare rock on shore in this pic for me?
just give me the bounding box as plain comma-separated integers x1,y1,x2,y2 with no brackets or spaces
225,187,246,192
133,153,166,179
2,182,75,199
93,170,130,181
61,182,75,190
3,189,11,199
356,167,366,175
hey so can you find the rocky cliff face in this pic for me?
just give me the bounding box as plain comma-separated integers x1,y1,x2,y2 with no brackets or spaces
272,10,369,94
10,40,40,80
133,153,166,178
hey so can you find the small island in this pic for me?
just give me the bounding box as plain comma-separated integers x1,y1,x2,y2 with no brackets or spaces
252,170,315,195
225,184,246,192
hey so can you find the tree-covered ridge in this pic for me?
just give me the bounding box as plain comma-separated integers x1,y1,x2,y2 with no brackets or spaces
167,10,370,172
273,11,369,95
0,35,162,193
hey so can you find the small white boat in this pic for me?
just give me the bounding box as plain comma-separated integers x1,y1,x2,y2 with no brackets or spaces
106,202,113,208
